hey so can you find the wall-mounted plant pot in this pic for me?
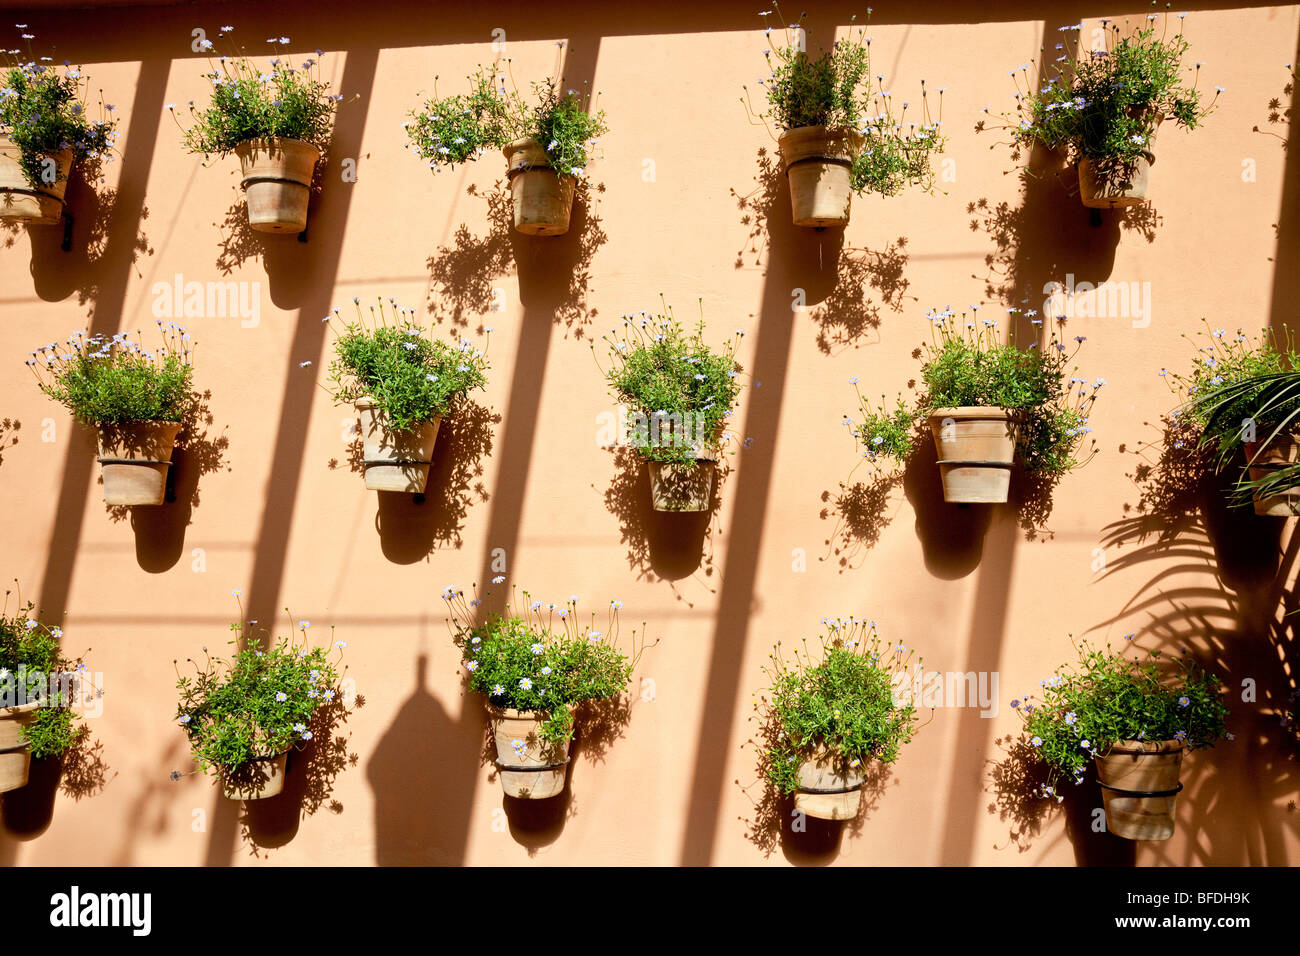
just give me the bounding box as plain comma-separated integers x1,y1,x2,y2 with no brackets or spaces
646,454,716,512
486,703,572,799
96,420,183,506
777,125,864,228
927,407,1018,504
219,750,289,801
503,137,575,237
233,137,320,234
1244,431,1300,516
0,700,39,794
793,749,864,821
356,398,442,494
1077,114,1161,209
1094,738,1183,841
0,138,73,225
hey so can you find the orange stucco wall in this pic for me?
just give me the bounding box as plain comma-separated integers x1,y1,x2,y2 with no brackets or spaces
1,0,1298,866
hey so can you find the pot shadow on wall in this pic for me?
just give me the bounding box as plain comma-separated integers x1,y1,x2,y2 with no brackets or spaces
486,695,634,853
3,161,154,309
986,735,1137,865
214,158,332,310
366,651,482,865
425,180,606,339
239,696,357,855
966,136,1161,307
0,726,112,848
732,147,910,354
331,400,498,563
103,389,230,573
739,710,888,864
600,446,723,605
986,417,1300,864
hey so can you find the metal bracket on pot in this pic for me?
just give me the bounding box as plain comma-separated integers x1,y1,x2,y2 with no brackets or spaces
494,758,570,773
96,457,173,465
1089,207,1103,228
797,782,864,795
61,210,73,251
1096,780,1184,798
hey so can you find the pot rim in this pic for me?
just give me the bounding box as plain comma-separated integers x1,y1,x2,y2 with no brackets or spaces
485,701,577,720
233,136,322,155
0,700,42,719
1103,738,1186,756
927,406,1020,420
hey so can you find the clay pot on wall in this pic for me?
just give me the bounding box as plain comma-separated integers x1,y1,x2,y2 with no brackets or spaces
1244,430,1300,516
233,137,321,234
503,137,575,237
219,751,289,801
927,407,1019,504
0,700,39,794
0,138,73,224
96,420,183,506
793,749,865,821
777,125,864,228
356,398,442,494
1094,738,1184,841
486,704,572,799
646,451,716,513
1077,114,1162,209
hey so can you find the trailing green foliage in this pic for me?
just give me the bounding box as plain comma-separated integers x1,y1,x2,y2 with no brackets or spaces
0,32,116,186
0,600,84,759
753,5,945,197
443,585,642,742
28,324,194,426
175,615,343,774
407,67,606,179
1015,638,1229,797
596,307,744,465
852,307,1099,477
175,30,338,156
760,617,919,796
326,297,489,432
1166,326,1300,507
999,11,1215,167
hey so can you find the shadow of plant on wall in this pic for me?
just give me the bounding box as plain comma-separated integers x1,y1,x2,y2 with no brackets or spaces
819,470,904,574
241,695,359,856
2,162,154,309
331,399,498,562
0,418,18,467
600,446,724,603
732,147,910,353
1252,66,1292,148
425,181,607,338
105,388,231,573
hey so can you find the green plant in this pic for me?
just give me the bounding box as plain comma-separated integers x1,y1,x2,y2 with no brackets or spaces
172,30,339,157
594,304,744,465
0,30,116,186
852,307,1099,477
995,10,1217,168
443,584,644,742
759,617,919,796
407,65,606,180
1015,638,1229,798
325,297,489,432
0,597,84,759
1165,325,1300,505
175,608,344,775
747,4,945,197
27,324,195,426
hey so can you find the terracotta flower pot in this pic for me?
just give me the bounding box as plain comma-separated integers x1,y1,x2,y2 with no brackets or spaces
0,700,39,794
503,137,575,237
356,398,442,494
1077,114,1161,209
1244,431,1300,516
793,749,865,821
1095,738,1184,841
233,137,320,234
486,703,572,799
0,138,73,224
646,453,716,512
778,125,864,228
927,407,1018,504
96,420,183,506
219,750,288,801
